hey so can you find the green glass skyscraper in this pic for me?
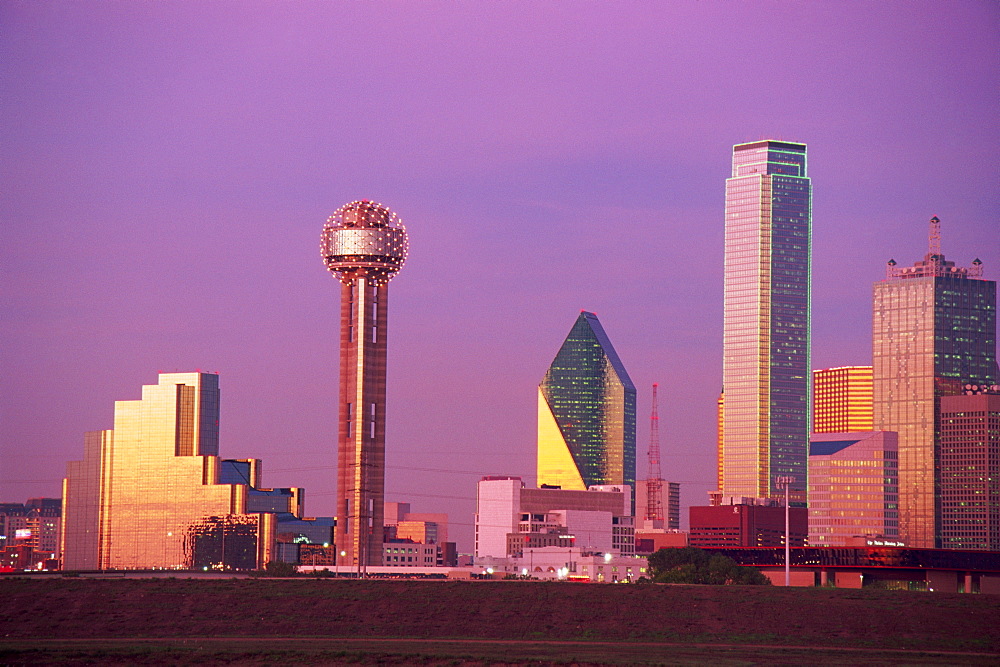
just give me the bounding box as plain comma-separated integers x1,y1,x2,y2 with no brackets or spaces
538,311,636,492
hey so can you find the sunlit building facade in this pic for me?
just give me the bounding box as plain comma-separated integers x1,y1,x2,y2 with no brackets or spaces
60,372,278,570
873,218,996,548
813,366,873,433
938,390,1000,551
538,311,636,492
721,140,812,502
808,431,899,546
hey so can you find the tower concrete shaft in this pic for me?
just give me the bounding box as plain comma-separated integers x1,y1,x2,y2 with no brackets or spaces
335,277,388,569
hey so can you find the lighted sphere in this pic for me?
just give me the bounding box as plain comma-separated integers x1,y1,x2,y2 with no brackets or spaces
320,200,408,284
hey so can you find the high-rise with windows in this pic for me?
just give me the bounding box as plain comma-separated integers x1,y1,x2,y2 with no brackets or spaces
721,140,812,502
873,218,996,548
938,389,1000,551
538,311,636,492
813,366,874,433
321,200,409,568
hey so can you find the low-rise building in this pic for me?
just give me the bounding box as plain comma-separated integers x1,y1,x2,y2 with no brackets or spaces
475,477,634,559
689,497,807,548
808,431,899,546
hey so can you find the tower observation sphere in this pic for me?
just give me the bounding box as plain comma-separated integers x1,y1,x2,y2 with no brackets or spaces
321,200,408,285
321,199,408,571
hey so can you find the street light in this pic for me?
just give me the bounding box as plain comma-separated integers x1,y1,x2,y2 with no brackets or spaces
775,476,795,587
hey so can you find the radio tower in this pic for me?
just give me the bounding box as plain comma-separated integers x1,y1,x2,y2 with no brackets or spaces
645,383,664,525
321,200,408,571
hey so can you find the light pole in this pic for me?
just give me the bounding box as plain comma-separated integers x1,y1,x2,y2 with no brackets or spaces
775,476,794,587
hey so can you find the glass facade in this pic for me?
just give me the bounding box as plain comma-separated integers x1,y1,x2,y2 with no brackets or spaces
60,373,276,570
873,240,997,548
538,312,636,493
808,431,899,546
722,140,812,501
186,513,275,571
813,366,874,433
937,393,999,551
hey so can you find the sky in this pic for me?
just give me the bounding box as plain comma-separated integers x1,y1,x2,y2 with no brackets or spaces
2,1,998,552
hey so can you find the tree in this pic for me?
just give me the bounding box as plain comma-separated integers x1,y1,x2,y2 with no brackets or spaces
261,560,298,577
646,547,770,585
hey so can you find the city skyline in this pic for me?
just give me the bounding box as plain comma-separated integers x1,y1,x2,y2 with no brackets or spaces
3,3,998,552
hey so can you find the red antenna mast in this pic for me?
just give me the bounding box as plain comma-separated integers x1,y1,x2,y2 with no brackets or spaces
645,383,664,523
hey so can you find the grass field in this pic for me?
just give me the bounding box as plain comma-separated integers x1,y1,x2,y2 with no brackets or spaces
2,577,998,665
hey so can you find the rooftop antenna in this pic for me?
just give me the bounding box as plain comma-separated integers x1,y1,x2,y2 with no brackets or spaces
645,383,664,523
929,216,941,256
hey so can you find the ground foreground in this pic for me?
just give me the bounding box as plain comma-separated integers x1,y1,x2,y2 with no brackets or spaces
2,577,999,665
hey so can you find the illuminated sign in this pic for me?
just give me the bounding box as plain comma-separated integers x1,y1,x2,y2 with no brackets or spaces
14,529,32,539
866,539,905,547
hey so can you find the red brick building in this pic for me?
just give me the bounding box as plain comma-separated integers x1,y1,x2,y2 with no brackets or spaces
689,502,807,548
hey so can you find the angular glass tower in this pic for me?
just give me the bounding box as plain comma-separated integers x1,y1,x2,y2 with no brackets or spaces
538,311,636,493
721,140,812,502
873,218,996,548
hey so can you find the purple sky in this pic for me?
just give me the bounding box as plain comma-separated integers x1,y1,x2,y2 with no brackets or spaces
3,1,997,552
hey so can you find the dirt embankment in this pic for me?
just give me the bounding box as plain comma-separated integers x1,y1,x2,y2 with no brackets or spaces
1,577,998,654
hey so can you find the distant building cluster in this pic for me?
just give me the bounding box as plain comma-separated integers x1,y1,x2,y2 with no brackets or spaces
0,499,61,571
15,142,995,586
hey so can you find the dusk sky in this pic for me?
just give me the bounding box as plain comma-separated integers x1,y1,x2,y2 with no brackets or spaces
3,1,997,551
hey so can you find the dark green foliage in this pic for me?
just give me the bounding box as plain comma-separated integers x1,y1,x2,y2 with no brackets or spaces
646,547,770,585
261,560,298,577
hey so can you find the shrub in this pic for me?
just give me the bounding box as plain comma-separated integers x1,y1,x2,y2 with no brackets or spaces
262,561,299,577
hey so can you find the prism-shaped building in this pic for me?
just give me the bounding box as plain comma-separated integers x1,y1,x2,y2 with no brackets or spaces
538,311,636,492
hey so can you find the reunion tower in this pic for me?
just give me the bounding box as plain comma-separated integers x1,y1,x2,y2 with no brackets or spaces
321,200,408,569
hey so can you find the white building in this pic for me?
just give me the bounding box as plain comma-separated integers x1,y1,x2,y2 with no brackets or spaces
475,477,634,559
